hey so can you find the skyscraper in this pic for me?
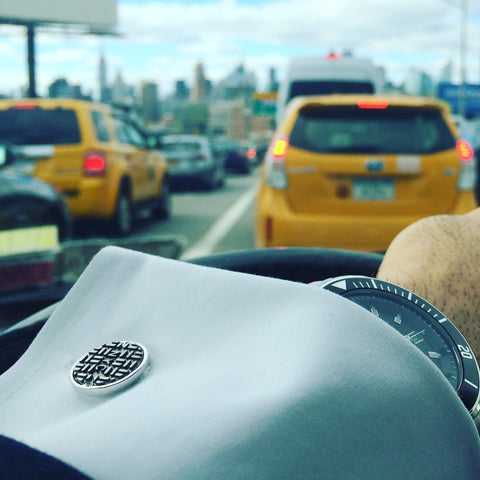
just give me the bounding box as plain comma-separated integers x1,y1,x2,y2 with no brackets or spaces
98,53,110,103
141,82,161,126
191,62,209,102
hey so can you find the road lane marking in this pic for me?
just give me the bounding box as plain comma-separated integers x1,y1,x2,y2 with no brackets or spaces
181,181,259,260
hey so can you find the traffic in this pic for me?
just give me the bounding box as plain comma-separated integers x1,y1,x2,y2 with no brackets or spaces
2,1,480,477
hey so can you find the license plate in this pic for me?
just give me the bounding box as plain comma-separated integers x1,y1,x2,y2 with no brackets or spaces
0,225,59,257
352,178,395,201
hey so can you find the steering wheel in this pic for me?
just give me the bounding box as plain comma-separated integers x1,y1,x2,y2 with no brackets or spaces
0,248,384,375
188,247,383,283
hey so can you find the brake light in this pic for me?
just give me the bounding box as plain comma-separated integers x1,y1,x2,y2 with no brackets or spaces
325,52,342,60
84,152,106,176
456,139,474,161
266,137,289,189
271,138,289,159
12,103,38,110
456,140,477,191
357,100,389,109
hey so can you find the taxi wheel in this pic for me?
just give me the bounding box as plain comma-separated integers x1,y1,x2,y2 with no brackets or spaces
153,180,172,220
113,189,133,236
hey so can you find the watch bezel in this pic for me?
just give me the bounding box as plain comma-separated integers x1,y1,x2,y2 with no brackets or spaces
319,275,480,415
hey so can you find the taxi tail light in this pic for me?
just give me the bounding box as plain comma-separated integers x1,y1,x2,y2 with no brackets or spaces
84,152,106,176
456,140,477,191
266,137,289,190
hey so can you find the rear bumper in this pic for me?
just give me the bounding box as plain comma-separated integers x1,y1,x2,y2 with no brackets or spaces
168,166,216,186
63,178,113,219
255,189,478,252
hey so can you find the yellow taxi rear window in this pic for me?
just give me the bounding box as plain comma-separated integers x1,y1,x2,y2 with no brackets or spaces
290,105,456,155
0,107,81,145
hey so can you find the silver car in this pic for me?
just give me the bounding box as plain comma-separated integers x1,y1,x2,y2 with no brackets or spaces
160,135,225,191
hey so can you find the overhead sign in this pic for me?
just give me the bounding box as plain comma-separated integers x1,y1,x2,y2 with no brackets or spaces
253,92,278,117
437,82,480,117
0,0,117,28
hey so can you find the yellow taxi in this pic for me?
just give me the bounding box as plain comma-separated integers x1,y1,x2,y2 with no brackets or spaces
256,94,477,251
0,98,170,235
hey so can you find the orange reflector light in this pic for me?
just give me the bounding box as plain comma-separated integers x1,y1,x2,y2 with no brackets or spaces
456,139,474,161
357,100,389,109
271,138,289,160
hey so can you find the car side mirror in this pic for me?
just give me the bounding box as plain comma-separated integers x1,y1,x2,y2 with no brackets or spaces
0,145,14,168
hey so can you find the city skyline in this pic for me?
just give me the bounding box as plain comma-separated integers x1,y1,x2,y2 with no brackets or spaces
0,0,479,99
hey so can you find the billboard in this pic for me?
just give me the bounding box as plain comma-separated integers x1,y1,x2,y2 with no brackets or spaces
0,0,117,28
437,82,480,117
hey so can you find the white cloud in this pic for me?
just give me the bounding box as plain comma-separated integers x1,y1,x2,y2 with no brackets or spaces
1,0,479,96
113,0,480,85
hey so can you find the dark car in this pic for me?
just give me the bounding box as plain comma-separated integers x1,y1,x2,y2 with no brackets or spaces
212,137,253,174
0,170,71,241
0,166,72,317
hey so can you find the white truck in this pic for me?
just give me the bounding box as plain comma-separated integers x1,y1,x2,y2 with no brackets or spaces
276,54,384,124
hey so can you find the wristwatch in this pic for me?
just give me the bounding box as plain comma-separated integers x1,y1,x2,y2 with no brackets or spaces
315,275,480,431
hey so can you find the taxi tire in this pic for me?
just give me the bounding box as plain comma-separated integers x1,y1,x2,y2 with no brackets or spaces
113,188,133,236
153,180,172,220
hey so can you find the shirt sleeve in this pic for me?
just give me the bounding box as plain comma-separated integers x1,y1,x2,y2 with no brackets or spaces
0,435,92,480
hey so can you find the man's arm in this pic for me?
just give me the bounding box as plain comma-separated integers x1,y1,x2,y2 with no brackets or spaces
377,208,480,358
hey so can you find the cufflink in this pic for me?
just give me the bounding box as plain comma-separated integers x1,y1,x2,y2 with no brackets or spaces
70,341,149,395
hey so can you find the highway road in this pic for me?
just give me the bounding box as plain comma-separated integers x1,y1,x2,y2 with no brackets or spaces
134,169,260,259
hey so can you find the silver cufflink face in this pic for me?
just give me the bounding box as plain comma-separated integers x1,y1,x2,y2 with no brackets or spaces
70,341,149,395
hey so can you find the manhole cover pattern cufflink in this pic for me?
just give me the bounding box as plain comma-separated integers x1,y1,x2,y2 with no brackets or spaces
70,341,149,395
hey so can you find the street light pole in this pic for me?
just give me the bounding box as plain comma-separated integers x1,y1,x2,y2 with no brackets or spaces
442,0,469,115
26,23,37,98
459,0,467,116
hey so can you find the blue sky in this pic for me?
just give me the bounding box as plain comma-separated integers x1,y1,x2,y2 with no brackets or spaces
0,0,479,98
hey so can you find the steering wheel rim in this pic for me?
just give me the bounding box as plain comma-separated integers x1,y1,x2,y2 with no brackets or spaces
189,247,384,283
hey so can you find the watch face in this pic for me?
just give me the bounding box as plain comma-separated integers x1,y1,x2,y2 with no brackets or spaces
320,276,480,414
343,288,461,390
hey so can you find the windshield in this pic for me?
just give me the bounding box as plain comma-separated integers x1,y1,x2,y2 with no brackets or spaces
0,0,479,329
290,106,456,154
288,80,374,101
0,108,81,145
161,141,202,153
